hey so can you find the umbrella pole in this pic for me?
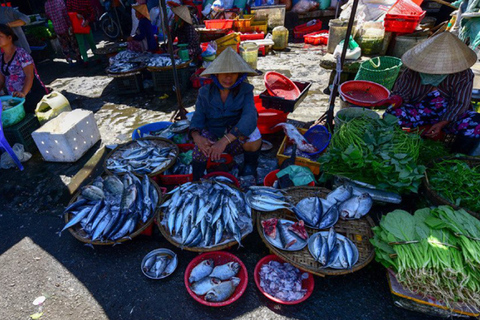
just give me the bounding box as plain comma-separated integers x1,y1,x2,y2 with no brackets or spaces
324,0,360,131
159,0,187,121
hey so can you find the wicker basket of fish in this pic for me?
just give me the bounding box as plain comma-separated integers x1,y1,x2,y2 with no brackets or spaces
146,59,191,72
106,62,146,76
255,186,375,277
104,137,179,177
156,180,254,252
62,172,162,245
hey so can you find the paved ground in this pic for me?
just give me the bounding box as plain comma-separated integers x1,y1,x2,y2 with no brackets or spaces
0,39,437,320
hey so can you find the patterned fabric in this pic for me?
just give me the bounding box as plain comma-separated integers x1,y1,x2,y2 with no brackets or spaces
190,82,258,139
45,0,71,34
171,23,201,59
0,7,31,54
0,47,34,94
192,128,262,162
57,32,81,61
392,68,474,122
66,0,95,23
385,90,480,138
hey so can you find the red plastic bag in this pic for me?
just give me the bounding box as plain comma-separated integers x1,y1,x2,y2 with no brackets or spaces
67,12,91,34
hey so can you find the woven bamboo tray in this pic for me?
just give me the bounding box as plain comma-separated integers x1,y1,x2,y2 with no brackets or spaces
106,64,146,76
156,181,253,252
423,155,480,219
146,60,191,72
103,137,179,178
255,186,376,277
64,174,163,245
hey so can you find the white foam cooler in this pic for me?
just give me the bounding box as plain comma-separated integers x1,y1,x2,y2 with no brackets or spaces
32,109,101,162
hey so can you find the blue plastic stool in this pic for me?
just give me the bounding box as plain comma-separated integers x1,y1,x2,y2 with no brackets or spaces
0,100,24,171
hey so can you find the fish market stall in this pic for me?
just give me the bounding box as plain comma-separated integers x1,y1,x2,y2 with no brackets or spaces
255,186,375,276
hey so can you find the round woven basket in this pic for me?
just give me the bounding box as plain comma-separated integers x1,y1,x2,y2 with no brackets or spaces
103,137,179,178
105,63,146,76
256,186,376,277
423,155,480,219
146,60,191,72
64,174,163,245
156,182,253,252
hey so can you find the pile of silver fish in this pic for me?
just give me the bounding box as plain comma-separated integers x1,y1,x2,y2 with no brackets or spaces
259,260,309,302
334,176,402,204
245,187,292,212
61,172,159,242
106,140,177,175
309,228,357,269
142,252,177,279
147,55,183,68
294,196,339,229
107,62,143,73
189,259,241,302
161,181,253,248
326,185,373,220
1,99,18,111
163,149,193,175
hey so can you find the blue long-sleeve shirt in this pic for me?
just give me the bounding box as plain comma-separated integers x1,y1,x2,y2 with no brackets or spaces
133,17,158,52
190,82,258,139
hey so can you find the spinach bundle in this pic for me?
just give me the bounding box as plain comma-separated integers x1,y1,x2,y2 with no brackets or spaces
428,159,480,212
319,114,425,194
371,206,480,309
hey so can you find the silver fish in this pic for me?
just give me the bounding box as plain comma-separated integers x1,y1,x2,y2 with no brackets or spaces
278,222,297,249
209,262,240,280
338,194,372,219
311,233,322,261
294,197,322,227
81,185,105,201
190,277,222,295
318,204,339,229
326,186,352,204
205,277,241,302
189,259,214,283
153,256,169,278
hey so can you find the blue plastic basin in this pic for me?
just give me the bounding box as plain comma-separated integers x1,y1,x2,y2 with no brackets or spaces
303,125,331,156
131,121,173,140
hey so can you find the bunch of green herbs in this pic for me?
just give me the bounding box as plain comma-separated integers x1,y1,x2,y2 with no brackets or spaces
319,114,425,193
371,206,480,309
428,159,480,212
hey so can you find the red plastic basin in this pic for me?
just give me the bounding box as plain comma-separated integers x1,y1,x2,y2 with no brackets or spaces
263,169,315,187
254,255,314,305
255,95,288,134
339,80,390,107
184,251,248,307
264,72,301,101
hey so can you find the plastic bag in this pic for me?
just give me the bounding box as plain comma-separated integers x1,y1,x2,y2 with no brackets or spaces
0,143,32,169
292,0,319,13
276,165,315,186
202,41,217,57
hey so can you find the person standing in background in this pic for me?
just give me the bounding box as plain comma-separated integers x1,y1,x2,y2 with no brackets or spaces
44,0,83,65
66,0,100,67
0,6,31,54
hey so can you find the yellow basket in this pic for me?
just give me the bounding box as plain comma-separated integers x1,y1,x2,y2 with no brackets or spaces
250,20,268,34
276,128,321,175
215,32,241,47
217,43,239,55
234,17,253,32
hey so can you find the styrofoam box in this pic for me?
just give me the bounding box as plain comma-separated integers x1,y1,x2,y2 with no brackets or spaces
32,109,101,162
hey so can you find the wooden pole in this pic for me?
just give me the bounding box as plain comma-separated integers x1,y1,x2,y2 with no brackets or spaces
159,0,187,121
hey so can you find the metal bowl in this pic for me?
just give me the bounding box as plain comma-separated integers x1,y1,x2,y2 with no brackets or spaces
141,248,178,279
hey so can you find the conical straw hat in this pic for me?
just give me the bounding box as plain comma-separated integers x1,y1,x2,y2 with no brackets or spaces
402,32,477,74
171,5,193,25
132,4,150,21
201,47,258,77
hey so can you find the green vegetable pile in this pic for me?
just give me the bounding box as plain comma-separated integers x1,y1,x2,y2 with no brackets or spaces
428,158,480,212
319,114,425,193
371,206,480,309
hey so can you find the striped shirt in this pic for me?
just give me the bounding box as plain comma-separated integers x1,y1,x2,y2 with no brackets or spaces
392,68,474,122
66,0,95,23
45,0,70,35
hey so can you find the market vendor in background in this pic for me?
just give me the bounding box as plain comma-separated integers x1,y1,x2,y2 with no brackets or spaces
127,4,159,52
382,32,480,153
168,4,201,62
189,47,261,180
0,6,31,54
0,24,49,113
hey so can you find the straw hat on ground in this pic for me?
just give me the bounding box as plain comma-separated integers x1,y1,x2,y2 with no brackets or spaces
171,5,193,25
402,32,477,74
133,4,150,21
201,47,258,77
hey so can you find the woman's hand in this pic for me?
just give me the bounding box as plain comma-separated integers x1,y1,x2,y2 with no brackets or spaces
209,139,228,161
12,91,26,98
425,120,449,138
193,133,213,158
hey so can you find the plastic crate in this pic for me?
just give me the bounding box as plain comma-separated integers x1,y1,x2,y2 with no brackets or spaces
250,20,268,34
157,144,194,185
293,20,323,39
215,32,241,47
191,68,213,89
151,67,190,93
384,12,425,33
276,128,321,175
304,31,329,45
205,19,235,30
233,18,252,32
3,113,40,153
114,73,143,95
260,80,312,113
240,32,265,41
